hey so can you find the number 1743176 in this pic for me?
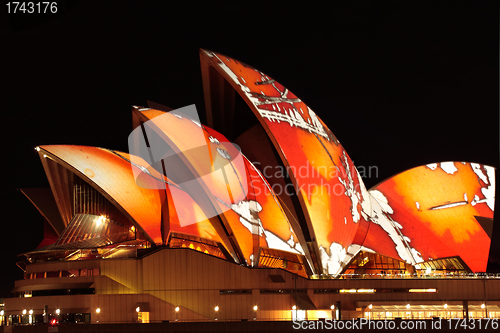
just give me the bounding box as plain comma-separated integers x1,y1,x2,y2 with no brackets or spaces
6,2,57,14
448,318,499,330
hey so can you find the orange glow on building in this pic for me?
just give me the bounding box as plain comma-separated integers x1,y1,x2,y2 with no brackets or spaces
8,50,498,327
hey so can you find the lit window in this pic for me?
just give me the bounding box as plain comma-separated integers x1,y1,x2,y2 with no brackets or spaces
409,288,437,293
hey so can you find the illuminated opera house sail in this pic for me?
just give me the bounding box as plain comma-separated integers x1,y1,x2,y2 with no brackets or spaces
5,50,497,325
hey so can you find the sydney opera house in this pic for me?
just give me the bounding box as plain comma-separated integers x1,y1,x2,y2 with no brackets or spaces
3,50,498,325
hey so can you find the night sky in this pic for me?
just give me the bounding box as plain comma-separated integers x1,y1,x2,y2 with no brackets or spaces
0,1,498,298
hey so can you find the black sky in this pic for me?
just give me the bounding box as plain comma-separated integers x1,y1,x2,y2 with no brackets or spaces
0,1,498,298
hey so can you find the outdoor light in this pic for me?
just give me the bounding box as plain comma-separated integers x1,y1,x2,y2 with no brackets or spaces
35,147,40,151
292,305,296,310
96,308,101,314
55,309,60,315
481,304,486,309
96,215,105,226
253,305,258,311
444,304,448,309
29,309,33,315
175,307,180,312
330,305,335,310
0,310,4,316
136,307,140,313
368,304,373,309
214,306,219,312
406,304,410,309
22,309,26,315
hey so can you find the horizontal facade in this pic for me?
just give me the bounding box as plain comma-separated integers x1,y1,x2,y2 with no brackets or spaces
5,248,500,324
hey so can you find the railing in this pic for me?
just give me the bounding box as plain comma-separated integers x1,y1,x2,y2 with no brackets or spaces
336,272,500,279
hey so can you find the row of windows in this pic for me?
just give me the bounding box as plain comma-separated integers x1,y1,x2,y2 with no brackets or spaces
350,251,406,270
25,268,100,280
260,289,307,294
314,288,437,294
17,288,95,298
220,289,310,295
16,287,436,297
219,290,252,295
73,177,131,227
367,310,500,320
219,288,438,295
